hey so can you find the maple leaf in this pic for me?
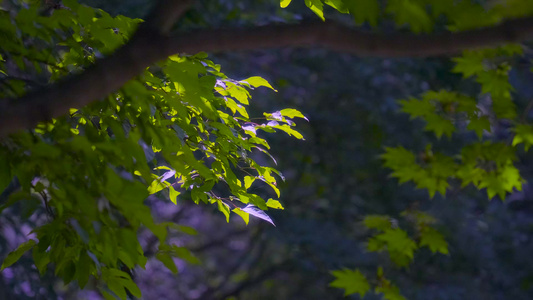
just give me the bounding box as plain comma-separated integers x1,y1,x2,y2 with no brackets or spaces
329,269,370,297
419,227,449,255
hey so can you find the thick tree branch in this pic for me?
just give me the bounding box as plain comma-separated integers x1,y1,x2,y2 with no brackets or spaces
2,12,533,137
0,0,190,138
165,17,533,57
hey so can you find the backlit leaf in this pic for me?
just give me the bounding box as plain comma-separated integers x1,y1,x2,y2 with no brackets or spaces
242,204,276,226
280,0,292,8
233,207,250,225
266,199,284,209
279,108,309,121
305,0,325,21
216,200,231,222
240,76,277,91
169,185,180,205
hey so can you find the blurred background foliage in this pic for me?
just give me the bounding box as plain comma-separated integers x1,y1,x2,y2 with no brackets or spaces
2,0,533,299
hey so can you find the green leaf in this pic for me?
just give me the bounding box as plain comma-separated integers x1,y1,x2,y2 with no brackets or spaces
62,0,80,9
513,124,533,151
233,207,250,225
399,97,435,119
415,172,449,198
107,277,128,300
367,237,386,252
419,227,449,255
266,199,284,210
162,223,198,235
100,290,116,300
387,0,433,33
424,114,455,139
240,76,277,91
33,245,50,275
279,108,309,121
77,5,95,25
467,116,491,139
329,269,370,297
381,147,425,185
452,50,490,78
477,70,513,97
305,0,325,21
217,200,231,222
61,261,76,284
382,147,417,169
479,163,523,200
169,185,181,205
344,0,380,26
0,152,11,193
171,246,200,265
364,215,392,231
244,176,255,190
178,225,198,235
375,229,417,265
280,0,292,8
148,180,170,194
119,277,142,298
270,124,305,140
324,0,348,13
76,250,92,288
156,252,178,274
1,239,37,270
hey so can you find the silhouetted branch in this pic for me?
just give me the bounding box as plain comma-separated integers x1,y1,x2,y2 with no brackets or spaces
166,17,533,57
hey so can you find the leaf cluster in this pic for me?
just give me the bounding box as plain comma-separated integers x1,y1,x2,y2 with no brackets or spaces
0,1,305,298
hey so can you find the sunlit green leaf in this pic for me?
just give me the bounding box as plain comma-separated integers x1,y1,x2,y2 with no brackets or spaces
279,108,309,121
240,76,277,91
376,281,407,300
169,185,181,205
266,199,284,209
305,0,325,21
217,200,231,222
280,0,292,8
233,207,250,225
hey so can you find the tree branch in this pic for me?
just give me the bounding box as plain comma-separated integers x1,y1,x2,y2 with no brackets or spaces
2,12,533,138
164,17,533,57
0,0,191,138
